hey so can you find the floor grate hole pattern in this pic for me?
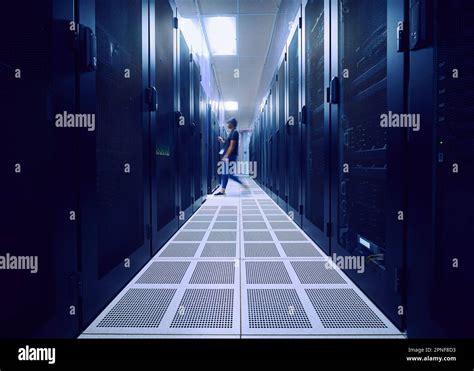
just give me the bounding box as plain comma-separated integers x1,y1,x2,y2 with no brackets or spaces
247,289,311,329
245,261,292,284
136,262,190,284
170,289,234,328
98,289,175,328
305,289,387,329
190,262,235,284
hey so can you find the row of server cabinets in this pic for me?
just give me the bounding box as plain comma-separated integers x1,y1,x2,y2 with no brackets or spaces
2,0,223,337
250,0,474,337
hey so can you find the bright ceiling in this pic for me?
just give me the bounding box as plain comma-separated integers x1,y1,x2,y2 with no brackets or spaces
176,0,282,129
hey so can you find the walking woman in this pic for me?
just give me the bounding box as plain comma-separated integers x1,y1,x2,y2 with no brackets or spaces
214,118,247,195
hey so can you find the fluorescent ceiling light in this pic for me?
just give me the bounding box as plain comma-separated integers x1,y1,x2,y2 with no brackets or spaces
204,17,237,56
224,101,238,111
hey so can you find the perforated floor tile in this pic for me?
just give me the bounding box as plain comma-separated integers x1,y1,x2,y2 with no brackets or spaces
159,243,200,258
244,231,273,241
243,222,268,230
173,231,206,242
245,261,292,284
190,262,235,284
136,262,190,284
213,222,237,230
269,221,297,230
201,243,236,258
281,243,322,258
244,243,280,258
219,210,237,215
192,215,214,222
305,289,388,329
266,215,290,221
274,231,307,241
246,289,311,329
208,231,237,241
184,222,211,230
242,215,264,221
97,288,176,328
82,179,402,338
170,289,234,328
242,210,261,215
291,261,347,284
215,215,238,222
196,210,216,215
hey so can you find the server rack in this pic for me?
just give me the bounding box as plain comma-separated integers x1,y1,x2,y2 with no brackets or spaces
77,0,153,327
329,0,406,329
151,0,179,253
270,79,279,199
301,0,331,254
2,0,79,338
191,58,204,211
407,0,474,338
286,9,304,226
200,89,209,199
176,30,193,223
208,109,221,193
276,55,288,209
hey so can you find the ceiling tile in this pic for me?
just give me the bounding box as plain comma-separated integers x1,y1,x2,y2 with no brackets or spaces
199,0,238,15
239,0,281,14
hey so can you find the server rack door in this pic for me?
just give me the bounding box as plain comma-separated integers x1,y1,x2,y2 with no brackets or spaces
301,0,331,253
277,58,288,209
191,60,203,210
200,92,209,199
407,0,474,337
270,81,278,198
77,0,152,326
209,111,220,192
330,0,406,329
286,17,303,226
151,0,179,253
433,0,474,337
177,31,193,222
1,0,79,338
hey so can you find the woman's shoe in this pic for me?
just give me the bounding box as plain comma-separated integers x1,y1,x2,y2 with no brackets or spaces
214,191,226,196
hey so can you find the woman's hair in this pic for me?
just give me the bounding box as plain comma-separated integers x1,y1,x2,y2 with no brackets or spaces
226,118,238,128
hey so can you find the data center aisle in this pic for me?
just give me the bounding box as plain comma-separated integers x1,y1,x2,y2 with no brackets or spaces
81,179,403,338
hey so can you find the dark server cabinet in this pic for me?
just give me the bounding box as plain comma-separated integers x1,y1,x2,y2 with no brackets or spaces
407,0,474,338
329,0,406,329
1,0,79,338
177,31,193,222
301,0,331,254
270,80,279,199
261,101,267,189
191,59,204,210
286,12,303,226
151,0,179,253
77,0,152,326
277,57,288,209
208,110,220,193
200,90,209,199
